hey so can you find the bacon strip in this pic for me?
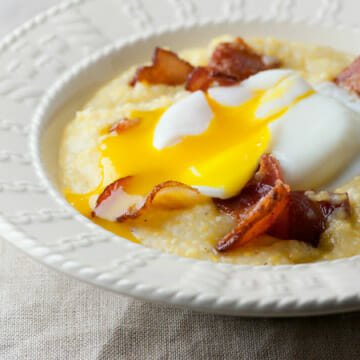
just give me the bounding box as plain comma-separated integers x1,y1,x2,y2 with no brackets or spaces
109,118,140,133
185,67,238,92
129,47,194,86
268,191,350,247
91,176,143,221
186,37,281,92
216,180,290,251
334,56,360,95
214,154,290,251
214,155,351,251
209,38,280,80
92,178,202,222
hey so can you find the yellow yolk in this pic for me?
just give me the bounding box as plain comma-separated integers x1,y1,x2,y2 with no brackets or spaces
100,95,271,198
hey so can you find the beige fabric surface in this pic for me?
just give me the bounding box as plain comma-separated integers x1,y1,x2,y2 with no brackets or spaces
1,239,360,360
1,1,360,359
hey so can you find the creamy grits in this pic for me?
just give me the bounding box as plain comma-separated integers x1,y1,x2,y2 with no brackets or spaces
60,36,360,265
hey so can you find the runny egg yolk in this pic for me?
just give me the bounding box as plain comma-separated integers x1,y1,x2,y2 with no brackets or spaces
102,96,268,198
99,93,306,199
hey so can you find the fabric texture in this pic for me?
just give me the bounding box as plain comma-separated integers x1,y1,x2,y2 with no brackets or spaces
2,239,360,360
1,1,360,359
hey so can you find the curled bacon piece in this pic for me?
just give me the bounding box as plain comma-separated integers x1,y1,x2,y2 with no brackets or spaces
334,56,360,95
268,191,351,247
92,178,202,222
92,176,142,221
117,180,201,222
214,154,290,252
129,47,194,86
214,155,351,251
186,37,281,92
109,118,140,133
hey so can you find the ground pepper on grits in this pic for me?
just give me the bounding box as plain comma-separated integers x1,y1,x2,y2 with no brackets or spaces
60,36,360,265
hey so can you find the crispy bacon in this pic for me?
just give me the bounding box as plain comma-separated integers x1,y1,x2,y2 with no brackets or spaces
129,47,194,86
267,191,324,247
185,67,239,92
91,176,142,220
109,118,140,133
209,38,280,80
92,178,202,222
186,37,281,92
130,38,280,91
92,176,131,216
117,180,201,221
268,191,351,247
214,154,290,251
216,181,290,251
185,67,212,92
214,155,351,250
334,56,360,94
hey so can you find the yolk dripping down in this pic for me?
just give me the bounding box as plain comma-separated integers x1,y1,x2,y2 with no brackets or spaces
65,165,140,242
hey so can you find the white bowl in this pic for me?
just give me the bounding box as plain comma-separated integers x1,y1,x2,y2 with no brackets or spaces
21,18,360,316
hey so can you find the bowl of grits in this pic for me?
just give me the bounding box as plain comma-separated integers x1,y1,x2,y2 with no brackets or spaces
31,18,360,315
55,32,360,266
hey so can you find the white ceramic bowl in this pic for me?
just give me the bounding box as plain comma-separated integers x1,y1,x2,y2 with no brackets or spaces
8,13,360,316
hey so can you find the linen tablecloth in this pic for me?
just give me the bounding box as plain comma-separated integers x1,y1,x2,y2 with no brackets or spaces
1,1,360,359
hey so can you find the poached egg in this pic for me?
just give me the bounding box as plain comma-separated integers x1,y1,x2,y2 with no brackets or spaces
98,69,360,202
